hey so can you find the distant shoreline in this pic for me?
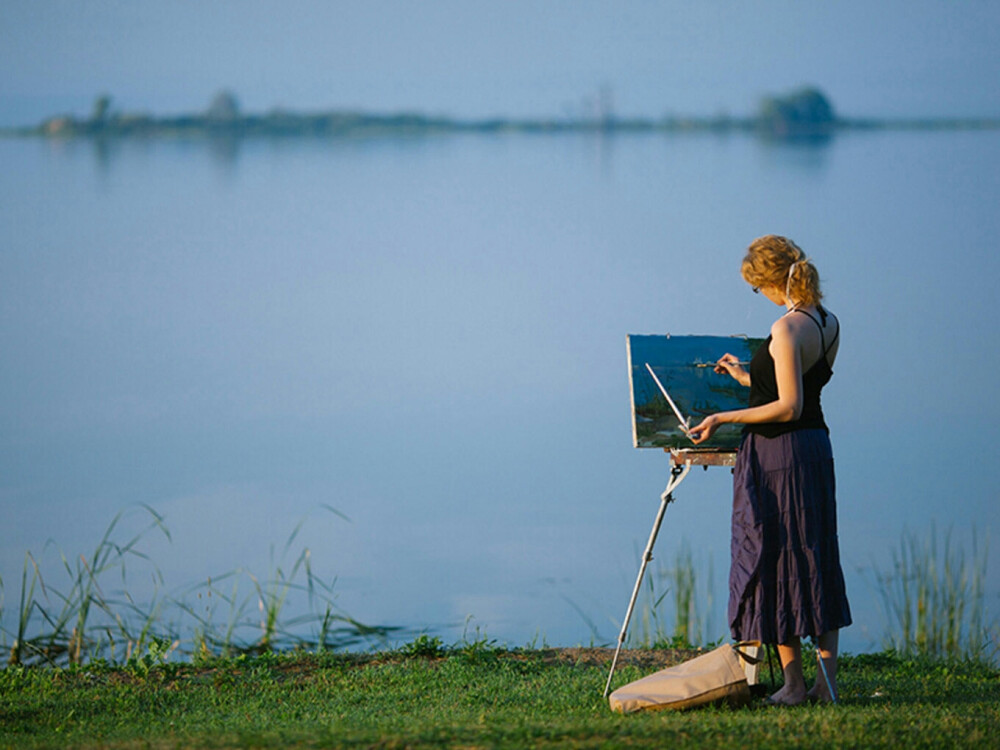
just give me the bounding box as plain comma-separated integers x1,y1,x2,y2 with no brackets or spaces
4,108,1000,141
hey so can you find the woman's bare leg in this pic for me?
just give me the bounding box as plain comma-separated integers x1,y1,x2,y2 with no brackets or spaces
769,637,808,705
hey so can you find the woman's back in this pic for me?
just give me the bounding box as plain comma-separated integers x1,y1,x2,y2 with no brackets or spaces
745,305,839,438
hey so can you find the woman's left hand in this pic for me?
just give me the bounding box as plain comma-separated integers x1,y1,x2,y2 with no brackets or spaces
689,415,720,444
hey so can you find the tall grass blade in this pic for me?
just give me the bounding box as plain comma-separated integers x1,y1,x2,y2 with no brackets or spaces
1,505,391,666
873,524,996,664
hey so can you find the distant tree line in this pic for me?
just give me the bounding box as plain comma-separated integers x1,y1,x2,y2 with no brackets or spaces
758,87,836,137
10,86,997,140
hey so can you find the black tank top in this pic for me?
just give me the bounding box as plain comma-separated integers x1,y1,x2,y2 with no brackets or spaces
744,306,839,438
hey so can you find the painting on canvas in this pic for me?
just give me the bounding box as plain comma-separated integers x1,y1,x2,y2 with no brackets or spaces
627,335,766,450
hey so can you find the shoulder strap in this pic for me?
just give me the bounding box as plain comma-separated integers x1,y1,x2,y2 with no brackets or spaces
792,308,827,352
825,314,840,354
818,306,840,355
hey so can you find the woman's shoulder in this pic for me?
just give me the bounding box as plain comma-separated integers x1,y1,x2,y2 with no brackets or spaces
782,305,838,329
770,313,798,338
772,306,833,342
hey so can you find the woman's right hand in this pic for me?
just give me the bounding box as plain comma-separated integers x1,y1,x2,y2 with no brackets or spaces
714,353,749,385
689,414,720,444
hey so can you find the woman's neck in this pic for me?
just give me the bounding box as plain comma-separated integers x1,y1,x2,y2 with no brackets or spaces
785,300,815,314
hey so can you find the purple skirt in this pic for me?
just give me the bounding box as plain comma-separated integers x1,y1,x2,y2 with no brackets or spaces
729,428,851,644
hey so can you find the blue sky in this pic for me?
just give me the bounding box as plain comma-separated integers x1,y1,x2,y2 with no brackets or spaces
2,0,999,127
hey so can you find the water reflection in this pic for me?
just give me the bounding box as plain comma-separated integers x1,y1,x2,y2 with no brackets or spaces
207,133,241,174
756,132,835,171
65,125,839,178
1,127,997,656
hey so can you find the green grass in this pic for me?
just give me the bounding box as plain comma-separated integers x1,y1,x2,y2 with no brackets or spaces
873,524,995,664
3,511,998,747
1,647,998,748
631,542,718,650
1,505,398,667
5,508,995,668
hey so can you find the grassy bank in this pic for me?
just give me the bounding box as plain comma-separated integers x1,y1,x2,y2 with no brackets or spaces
3,512,996,746
4,506,995,670
2,646,998,749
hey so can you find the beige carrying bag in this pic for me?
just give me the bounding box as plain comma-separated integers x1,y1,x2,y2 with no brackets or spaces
609,642,762,713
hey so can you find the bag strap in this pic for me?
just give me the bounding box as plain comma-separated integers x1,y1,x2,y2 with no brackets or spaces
732,640,763,665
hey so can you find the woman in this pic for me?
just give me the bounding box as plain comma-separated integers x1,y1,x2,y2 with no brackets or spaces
690,235,851,706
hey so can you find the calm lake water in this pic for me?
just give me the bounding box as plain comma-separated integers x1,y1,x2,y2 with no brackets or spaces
2,128,998,655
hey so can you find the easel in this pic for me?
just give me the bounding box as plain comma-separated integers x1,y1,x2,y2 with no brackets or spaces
603,448,737,698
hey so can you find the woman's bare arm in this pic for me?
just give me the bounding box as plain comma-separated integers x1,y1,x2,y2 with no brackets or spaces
689,318,803,443
714,353,751,387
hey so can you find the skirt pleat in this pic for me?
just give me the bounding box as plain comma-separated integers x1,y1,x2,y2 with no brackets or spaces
728,429,852,644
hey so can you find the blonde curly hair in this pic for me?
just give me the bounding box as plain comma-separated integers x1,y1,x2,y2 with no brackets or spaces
741,235,823,307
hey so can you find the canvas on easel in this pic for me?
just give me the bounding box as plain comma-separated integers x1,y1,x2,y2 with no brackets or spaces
605,333,767,698
626,335,765,451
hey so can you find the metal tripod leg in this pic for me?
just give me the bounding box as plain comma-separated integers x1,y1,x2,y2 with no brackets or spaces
813,639,838,704
603,460,692,698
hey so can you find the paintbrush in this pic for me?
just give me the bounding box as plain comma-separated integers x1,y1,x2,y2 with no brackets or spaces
644,363,693,439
